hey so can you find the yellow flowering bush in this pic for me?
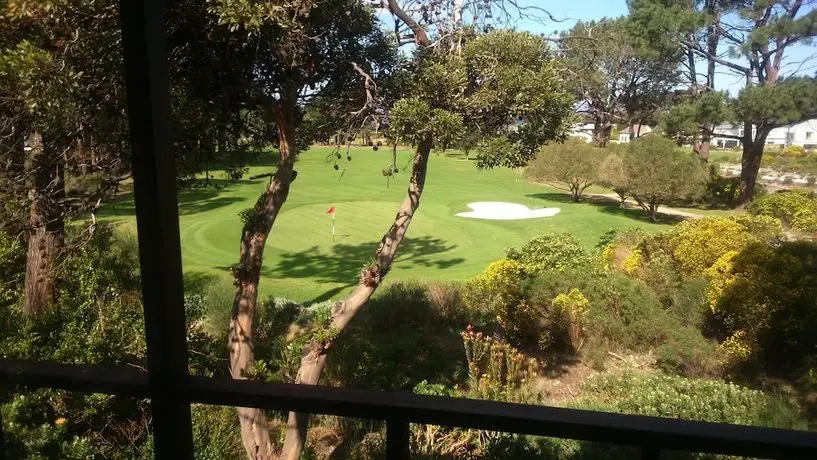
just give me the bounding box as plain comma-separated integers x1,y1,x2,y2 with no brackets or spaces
550,288,590,353
671,217,754,277
463,259,536,345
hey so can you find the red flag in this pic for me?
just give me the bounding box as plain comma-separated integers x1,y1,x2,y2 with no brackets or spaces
326,206,335,214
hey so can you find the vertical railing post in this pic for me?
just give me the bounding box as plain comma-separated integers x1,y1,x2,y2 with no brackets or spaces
119,1,193,458
386,417,410,460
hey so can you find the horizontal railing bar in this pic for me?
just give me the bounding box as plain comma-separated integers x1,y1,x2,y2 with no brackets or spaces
3,359,816,459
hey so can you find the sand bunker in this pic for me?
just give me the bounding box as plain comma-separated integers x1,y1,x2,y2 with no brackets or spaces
455,202,561,220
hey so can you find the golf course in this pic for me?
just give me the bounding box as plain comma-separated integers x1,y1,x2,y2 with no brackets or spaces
102,146,673,303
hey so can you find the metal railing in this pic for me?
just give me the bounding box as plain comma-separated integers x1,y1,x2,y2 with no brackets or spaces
3,358,817,459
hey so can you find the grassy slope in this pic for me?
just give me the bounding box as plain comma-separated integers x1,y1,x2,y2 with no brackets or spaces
101,146,674,304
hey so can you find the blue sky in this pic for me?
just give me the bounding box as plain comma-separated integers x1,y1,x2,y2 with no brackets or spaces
508,0,817,94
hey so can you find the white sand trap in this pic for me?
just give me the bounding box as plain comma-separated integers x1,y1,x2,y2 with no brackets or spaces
455,202,561,220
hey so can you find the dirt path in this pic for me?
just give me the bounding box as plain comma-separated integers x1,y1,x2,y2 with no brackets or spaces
585,193,703,219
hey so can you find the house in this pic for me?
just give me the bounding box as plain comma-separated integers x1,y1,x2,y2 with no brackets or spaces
710,120,817,149
710,124,745,149
569,123,595,143
764,120,817,149
617,124,653,143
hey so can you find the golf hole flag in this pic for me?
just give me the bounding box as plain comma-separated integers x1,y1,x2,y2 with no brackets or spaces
326,206,335,241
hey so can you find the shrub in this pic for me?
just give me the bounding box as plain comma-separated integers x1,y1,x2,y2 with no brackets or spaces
463,259,534,346
550,288,590,353
411,331,541,458
655,326,720,378
329,282,472,391
505,232,591,272
747,189,817,233
705,241,817,373
669,215,782,277
524,138,605,202
780,145,807,158
569,371,805,429
624,135,708,221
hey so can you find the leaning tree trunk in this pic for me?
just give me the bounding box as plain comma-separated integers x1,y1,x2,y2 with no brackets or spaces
738,128,769,205
23,131,64,315
228,102,297,460
278,136,434,460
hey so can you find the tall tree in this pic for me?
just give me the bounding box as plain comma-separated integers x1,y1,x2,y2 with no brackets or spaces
630,0,817,202
1,0,131,315
203,1,393,457
559,17,680,146
279,6,573,460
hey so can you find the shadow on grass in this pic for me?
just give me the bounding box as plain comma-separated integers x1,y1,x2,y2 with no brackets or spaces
99,178,254,218
259,236,466,304
527,192,686,225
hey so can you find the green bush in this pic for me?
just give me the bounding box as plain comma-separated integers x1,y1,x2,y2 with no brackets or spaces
506,232,592,272
655,326,720,378
748,189,817,233
328,282,473,391
0,225,228,459
570,371,805,429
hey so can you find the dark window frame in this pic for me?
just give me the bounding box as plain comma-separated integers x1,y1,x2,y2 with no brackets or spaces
2,2,817,459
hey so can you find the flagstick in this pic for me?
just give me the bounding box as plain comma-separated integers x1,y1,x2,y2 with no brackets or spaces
332,211,335,242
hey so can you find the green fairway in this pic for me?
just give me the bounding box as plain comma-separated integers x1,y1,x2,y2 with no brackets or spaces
101,146,675,303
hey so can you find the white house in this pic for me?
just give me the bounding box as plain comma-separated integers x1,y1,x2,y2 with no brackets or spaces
710,124,745,149
569,123,595,143
711,119,817,149
765,120,817,149
617,124,653,143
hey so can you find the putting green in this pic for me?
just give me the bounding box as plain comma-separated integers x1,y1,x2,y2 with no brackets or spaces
102,146,673,303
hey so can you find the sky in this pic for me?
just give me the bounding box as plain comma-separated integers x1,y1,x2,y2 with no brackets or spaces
500,0,817,94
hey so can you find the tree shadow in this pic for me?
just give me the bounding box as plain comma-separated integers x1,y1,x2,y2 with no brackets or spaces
527,192,686,225
260,236,465,303
99,179,253,218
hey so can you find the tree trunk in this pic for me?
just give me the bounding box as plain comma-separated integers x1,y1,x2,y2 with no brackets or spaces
693,129,711,162
23,131,64,315
229,102,297,460
278,136,434,460
592,119,612,147
738,132,767,205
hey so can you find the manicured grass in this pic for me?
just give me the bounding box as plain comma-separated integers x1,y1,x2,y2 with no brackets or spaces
101,146,675,304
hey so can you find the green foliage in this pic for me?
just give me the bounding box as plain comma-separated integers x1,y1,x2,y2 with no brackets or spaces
388,98,463,148
328,282,475,392
505,233,591,272
747,190,817,233
190,405,244,460
624,135,708,220
570,371,805,429
411,331,541,459
705,241,817,373
393,29,572,168
463,259,531,345
0,225,228,458
524,139,606,201
598,150,628,202
558,17,680,146
655,327,720,378
549,289,590,353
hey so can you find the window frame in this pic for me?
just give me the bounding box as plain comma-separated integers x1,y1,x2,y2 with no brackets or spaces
2,2,817,459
